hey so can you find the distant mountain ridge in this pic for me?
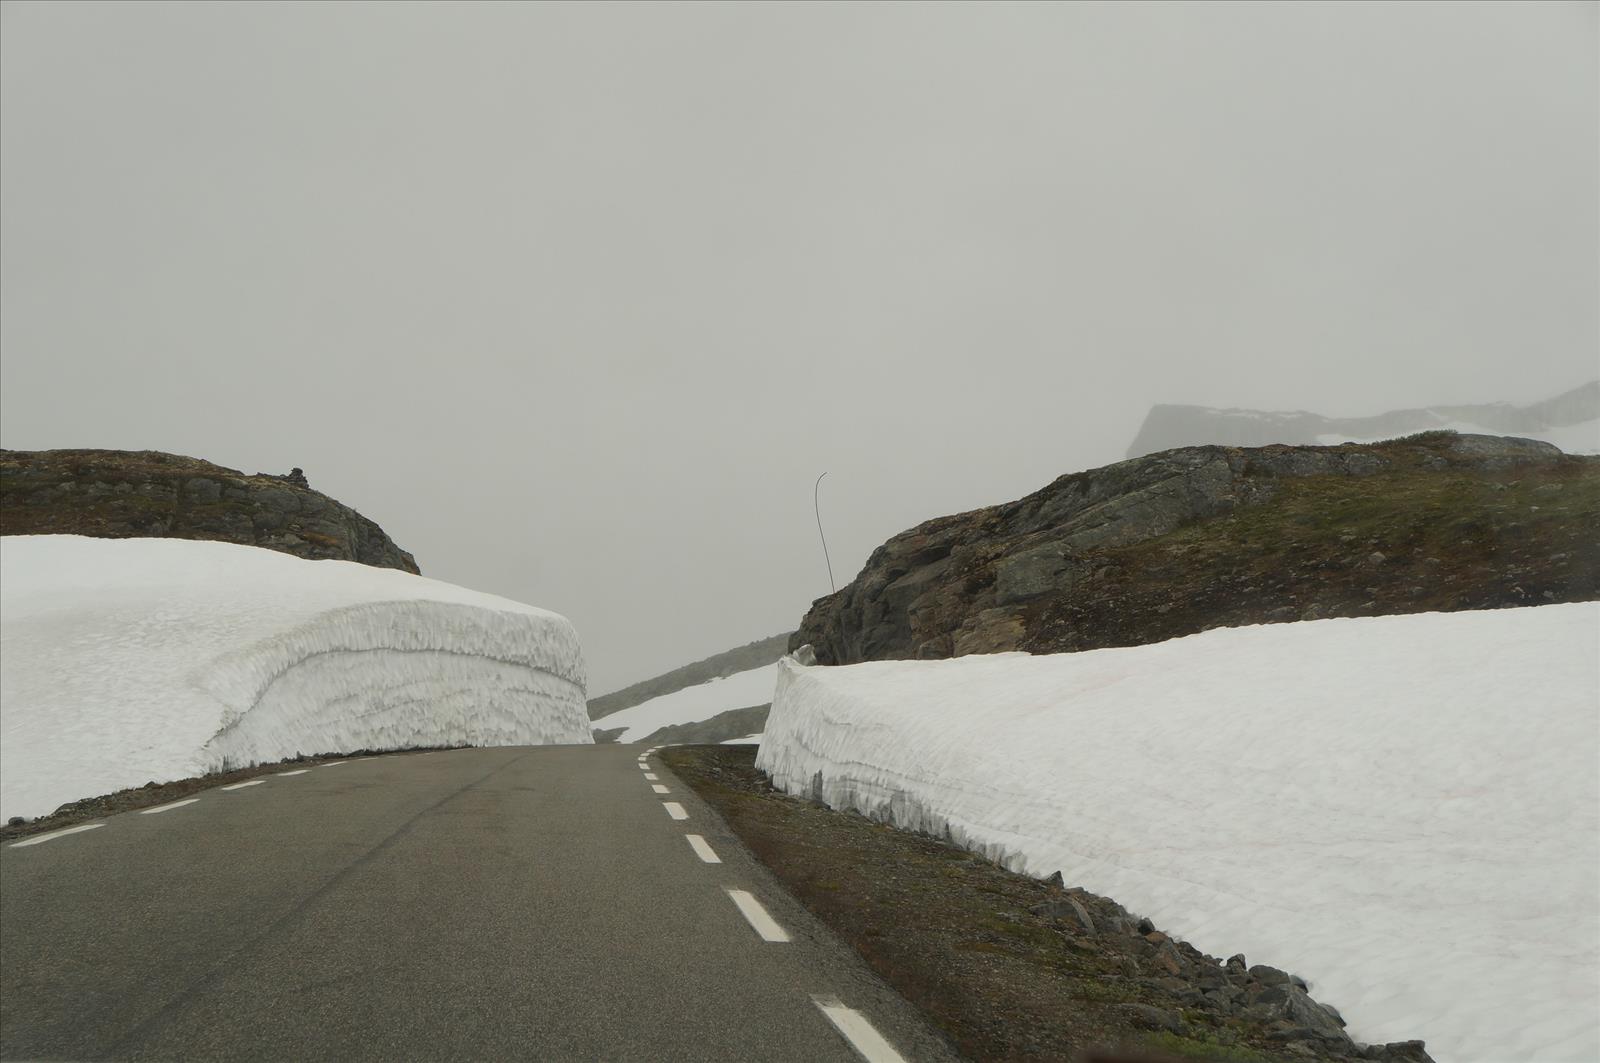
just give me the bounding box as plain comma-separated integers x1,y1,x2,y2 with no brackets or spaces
0,449,419,573
587,632,791,720
1128,380,1599,458
793,432,1598,666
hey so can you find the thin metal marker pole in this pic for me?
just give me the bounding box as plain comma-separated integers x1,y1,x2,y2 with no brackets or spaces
814,472,836,594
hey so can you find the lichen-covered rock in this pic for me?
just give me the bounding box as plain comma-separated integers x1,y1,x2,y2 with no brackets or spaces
791,434,1598,665
0,449,419,573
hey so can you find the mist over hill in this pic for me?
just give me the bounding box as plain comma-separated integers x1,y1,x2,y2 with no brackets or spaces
1128,381,1598,459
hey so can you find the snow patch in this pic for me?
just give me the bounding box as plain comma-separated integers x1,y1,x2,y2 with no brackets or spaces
590,663,777,743
757,604,1600,1063
1,536,590,820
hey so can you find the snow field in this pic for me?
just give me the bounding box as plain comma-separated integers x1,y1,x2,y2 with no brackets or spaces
757,604,1600,1063
589,662,778,743
0,536,591,820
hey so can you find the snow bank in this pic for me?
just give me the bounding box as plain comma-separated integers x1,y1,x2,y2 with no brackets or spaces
758,604,1600,1063
1,536,590,820
590,662,777,743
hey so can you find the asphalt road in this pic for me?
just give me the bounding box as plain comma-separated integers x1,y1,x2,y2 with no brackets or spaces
0,745,962,1062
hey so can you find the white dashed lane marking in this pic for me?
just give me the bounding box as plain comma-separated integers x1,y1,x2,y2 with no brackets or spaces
321,761,347,768
725,889,790,943
662,802,688,821
9,824,103,848
139,799,200,815
643,773,659,781
637,764,650,771
651,784,670,794
275,769,310,777
813,996,907,1063
686,834,721,863
220,780,263,791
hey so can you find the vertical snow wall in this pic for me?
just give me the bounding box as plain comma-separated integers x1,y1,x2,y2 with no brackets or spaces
1,536,591,820
755,605,1600,1063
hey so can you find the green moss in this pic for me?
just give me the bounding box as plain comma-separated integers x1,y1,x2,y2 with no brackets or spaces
1141,1030,1281,1062
1074,977,1138,1003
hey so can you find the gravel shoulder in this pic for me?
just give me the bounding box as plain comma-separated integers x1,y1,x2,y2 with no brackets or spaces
662,744,1435,1063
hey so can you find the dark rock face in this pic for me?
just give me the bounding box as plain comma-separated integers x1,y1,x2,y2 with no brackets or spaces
792,434,1599,666
1127,380,1597,459
0,449,419,574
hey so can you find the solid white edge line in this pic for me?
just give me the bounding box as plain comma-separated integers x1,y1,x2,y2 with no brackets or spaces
643,773,659,780
275,769,310,777
812,996,907,1063
686,834,721,863
652,784,670,794
10,824,104,848
662,801,688,821
139,799,200,815
220,780,264,791
725,888,790,942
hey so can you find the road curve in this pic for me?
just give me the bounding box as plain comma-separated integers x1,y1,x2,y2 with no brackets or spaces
0,745,961,1062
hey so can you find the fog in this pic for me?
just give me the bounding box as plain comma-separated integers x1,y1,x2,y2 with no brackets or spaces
2,1,1595,694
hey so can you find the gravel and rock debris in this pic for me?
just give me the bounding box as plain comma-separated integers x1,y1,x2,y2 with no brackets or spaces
664,744,1437,1063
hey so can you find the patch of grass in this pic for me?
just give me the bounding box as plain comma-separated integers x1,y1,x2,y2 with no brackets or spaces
1031,455,1599,654
1142,1030,1279,1062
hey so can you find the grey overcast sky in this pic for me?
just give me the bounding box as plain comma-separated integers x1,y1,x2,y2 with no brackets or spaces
2,1,1596,694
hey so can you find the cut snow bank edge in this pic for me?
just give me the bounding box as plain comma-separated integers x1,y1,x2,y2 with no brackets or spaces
756,604,1600,1063
1,536,591,820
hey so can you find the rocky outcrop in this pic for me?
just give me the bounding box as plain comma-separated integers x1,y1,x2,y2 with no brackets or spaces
1128,380,1598,458
793,433,1599,665
1028,877,1435,1060
0,449,419,573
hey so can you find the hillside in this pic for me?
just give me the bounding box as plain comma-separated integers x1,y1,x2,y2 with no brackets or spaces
0,449,418,573
792,432,1599,665
586,632,791,720
1128,379,1598,458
